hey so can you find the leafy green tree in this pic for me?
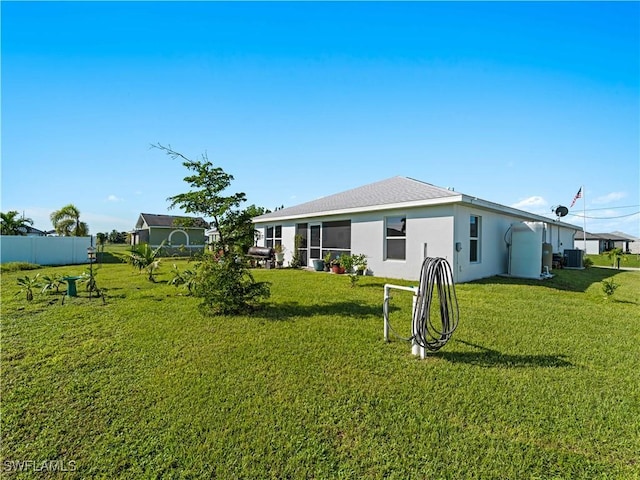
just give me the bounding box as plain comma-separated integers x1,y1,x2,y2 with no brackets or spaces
96,232,108,246
107,229,127,243
50,204,89,236
153,143,270,314
154,143,245,254
220,208,259,254
1,211,33,235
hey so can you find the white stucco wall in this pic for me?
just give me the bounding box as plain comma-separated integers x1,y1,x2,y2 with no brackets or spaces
452,205,511,282
579,240,601,255
256,207,456,282
453,205,580,282
0,236,92,265
255,205,580,283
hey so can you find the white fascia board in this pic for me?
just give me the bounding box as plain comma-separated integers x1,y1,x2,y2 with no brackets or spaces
252,195,465,224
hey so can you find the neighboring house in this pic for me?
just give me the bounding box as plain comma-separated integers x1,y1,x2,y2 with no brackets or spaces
130,213,208,253
205,227,221,247
252,176,582,283
613,231,640,254
575,231,636,254
17,225,52,236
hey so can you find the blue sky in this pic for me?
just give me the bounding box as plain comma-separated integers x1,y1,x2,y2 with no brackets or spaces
2,1,639,237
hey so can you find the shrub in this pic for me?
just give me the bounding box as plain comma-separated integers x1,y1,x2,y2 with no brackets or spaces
1,262,41,273
601,279,619,300
15,274,41,301
41,274,65,294
193,253,270,315
289,234,303,269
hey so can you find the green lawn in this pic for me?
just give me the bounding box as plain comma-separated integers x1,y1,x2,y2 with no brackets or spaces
2,261,639,479
586,252,640,269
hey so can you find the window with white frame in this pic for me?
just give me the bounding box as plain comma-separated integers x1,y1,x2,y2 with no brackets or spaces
385,216,406,260
470,215,480,262
265,225,282,249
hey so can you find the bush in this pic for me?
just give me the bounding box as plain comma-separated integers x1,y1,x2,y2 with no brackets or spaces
601,278,619,300
194,253,270,315
1,262,41,273
583,257,594,268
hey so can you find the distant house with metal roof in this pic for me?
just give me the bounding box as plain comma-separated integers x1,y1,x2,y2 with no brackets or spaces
252,176,582,282
17,225,53,236
131,213,208,253
575,231,636,254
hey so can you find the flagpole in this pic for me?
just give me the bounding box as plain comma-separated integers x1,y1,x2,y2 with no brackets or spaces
582,185,586,252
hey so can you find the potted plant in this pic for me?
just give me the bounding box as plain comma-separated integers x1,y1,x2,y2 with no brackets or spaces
330,260,344,274
352,253,368,275
274,244,285,267
331,254,347,274
312,258,325,271
338,253,354,274
323,252,332,272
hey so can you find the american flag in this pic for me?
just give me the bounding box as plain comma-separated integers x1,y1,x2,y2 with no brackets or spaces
570,187,582,208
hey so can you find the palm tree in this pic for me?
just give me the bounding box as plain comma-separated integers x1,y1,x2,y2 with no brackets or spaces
50,204,89,236
607,247,626,270
15,274,41,301
1,211,34,235
128,241,165,281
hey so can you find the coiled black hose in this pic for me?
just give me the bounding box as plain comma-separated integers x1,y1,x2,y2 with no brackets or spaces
384,257,459,352
413,257,459,351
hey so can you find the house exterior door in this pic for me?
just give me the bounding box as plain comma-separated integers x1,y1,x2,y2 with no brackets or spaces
309,224,321,263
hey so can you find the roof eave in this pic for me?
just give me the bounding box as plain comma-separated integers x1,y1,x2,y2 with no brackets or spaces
253,194,583,232
253,195,464,223
459,195,582,231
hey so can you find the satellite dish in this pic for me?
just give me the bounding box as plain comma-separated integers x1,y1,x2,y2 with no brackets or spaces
555,206,569,217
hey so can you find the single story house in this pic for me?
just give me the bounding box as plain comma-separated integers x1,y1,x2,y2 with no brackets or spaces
130,213,208,253
252,176,582,282
17,225,53,236
574,231,636,254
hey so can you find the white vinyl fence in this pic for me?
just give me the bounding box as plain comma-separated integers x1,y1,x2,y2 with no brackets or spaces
0,236,92,266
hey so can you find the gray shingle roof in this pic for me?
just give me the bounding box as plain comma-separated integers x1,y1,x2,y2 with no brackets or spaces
137,213,208,228
254,176,459,221
577,231,636,242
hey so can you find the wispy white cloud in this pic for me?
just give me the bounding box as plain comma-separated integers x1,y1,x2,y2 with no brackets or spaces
509,196,552,217
107,194,123,202
591,191,626,205
510,196,548,210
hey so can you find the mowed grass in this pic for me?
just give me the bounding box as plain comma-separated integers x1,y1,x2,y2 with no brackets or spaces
1,261,639,479
586,253,640,269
